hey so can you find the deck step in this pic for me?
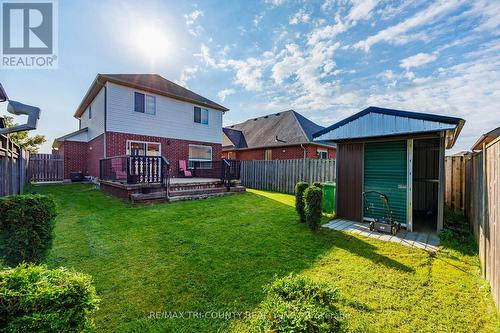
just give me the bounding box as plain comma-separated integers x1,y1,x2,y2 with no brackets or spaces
169,186,228,197
168,191,241,202
130,191,167,203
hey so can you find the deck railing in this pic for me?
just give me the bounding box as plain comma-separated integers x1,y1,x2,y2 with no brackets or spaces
100,156,170,185
100,156,238,191
188,159,240,186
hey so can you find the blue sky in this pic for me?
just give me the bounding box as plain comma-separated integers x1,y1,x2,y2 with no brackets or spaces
1,0,499,153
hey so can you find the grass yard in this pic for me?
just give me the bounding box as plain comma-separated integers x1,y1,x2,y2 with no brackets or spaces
32,184,499,332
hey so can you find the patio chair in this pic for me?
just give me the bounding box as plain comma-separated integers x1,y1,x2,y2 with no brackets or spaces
178,160,192,177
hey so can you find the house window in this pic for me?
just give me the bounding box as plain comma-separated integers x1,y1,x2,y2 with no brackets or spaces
194,106,209,125
88,106,92,119
134,92,156,115
318,150,328,159
227,152,233,159
265,149,272,160
126,140,161,156
189,145,212,168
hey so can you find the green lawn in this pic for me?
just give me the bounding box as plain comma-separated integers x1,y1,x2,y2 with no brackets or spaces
32,184,499,332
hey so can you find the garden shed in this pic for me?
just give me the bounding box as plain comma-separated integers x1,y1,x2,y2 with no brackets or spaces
314,107,465,232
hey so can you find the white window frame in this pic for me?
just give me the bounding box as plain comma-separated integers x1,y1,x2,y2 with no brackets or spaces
188,144,212,169
126,140,161,156
317,149,328,159
194,107,209,125
134,92,156,115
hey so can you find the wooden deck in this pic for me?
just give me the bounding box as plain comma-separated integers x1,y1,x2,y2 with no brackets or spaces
323,219,440,251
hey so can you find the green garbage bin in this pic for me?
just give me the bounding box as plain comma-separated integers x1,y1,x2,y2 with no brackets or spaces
322,182,336,213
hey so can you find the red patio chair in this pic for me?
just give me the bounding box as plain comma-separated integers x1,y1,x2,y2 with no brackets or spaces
179,160,192,177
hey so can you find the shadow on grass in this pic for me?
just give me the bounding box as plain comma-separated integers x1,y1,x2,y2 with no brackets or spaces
34,185,412,332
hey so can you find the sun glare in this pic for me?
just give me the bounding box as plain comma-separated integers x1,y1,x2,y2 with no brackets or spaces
130,24,171,62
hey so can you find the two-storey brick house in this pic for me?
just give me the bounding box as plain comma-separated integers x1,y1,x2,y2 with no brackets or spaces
53,74,228,180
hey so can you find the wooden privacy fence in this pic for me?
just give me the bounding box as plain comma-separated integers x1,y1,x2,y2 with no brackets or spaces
445,138,500,311
445,155,466,210
0,134,27,196
240,159,336,194
28,153,64,182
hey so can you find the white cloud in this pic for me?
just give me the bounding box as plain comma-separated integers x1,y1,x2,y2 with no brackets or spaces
176,66,199,87
308,0,379,45
347,0,379,23
470,0,500,34
307,18,347,45
253,14,264,27
265,0,285,7
184,10,204,36
217,88,236,101
353,0,463,51
289,9,311,25
226,58,266,91
400,52,438,70
195,44,218,67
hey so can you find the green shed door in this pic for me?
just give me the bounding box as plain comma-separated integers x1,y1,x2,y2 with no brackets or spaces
364,141,407,225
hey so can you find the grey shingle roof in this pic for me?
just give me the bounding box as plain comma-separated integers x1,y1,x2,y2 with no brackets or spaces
223,110,330,149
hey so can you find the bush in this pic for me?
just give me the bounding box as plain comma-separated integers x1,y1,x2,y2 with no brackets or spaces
312,181,323,189
0,264,99,332
295,182,309,223
0,194,57,266
304,186,323,230
250,274,343,332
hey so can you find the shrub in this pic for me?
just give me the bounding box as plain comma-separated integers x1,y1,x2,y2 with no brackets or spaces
250,274,343,332
0,264,99,332
295,182,309,223
304,186,323,230
312,181,323,189
0,194,57,266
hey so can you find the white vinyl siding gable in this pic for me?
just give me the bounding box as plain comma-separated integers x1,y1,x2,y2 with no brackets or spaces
106,82,223,144
79,87,105,140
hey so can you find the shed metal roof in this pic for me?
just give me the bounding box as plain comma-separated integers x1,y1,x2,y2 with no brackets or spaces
313,106,464,149
471,126,500,151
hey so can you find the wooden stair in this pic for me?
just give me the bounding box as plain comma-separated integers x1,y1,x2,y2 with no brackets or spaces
129,180,245,203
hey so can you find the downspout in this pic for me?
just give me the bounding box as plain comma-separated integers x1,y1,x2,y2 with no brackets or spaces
300,144,307,160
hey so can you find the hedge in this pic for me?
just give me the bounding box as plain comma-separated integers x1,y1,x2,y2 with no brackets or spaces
295,182,309,223
312,181,323,189
0,194,57,266
304,186,323,230
0,264,99,332
250,274,343,332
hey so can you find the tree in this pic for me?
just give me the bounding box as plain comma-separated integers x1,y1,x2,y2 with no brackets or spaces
2,115,45,153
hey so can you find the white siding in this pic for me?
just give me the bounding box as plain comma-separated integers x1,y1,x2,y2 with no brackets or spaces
315,112,456,141
64,130,88,142
106,82,223,144
79,87,105,140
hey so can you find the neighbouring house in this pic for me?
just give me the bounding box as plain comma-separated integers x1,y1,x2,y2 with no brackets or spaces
222,110,336,160
53,74,228,180
314,106,465,232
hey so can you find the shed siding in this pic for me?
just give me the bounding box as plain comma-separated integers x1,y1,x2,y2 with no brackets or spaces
79,87,105,140
105,82,223,144
316,112,456,141
364,141,408,225
337,143,363,222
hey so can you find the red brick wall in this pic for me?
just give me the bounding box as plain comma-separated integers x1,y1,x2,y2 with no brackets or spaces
60,141,88,179
87,134,105,178
222,144,336,161
105,131,222,177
